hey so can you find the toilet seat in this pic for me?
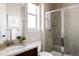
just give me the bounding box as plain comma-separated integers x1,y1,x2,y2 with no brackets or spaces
38,52,53,56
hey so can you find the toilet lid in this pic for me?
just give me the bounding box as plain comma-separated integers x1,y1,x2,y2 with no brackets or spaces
39,52,53,56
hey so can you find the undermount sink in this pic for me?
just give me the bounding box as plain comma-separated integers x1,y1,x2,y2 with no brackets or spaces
6,45,25,51
0,45,25,56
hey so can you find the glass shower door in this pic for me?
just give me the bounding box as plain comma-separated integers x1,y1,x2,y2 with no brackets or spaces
46,10,63,52
51,10,62,52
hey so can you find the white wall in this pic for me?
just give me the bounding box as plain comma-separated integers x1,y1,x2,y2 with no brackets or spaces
6,4,24,40
0,4,7,42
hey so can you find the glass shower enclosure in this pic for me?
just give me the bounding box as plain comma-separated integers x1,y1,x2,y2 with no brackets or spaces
46,9,64,55
46,4,79,56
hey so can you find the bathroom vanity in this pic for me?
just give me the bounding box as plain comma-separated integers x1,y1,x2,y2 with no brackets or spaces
0,40,41,56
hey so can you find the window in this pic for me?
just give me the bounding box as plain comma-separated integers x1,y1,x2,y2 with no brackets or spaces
27,4,36,15
27,3,40,29
28,14,36,28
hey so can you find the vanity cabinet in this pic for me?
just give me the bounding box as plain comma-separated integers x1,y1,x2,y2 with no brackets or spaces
16,47,37,56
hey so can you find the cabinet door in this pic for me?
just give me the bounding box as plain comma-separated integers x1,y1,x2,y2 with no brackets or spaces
16,47,37,56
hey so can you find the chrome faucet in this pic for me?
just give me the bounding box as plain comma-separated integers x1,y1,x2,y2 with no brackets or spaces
4,39,15,46
4,28,15,46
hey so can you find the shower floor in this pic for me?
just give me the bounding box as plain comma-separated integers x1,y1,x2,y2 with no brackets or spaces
51,51,69,56
51,47,70,56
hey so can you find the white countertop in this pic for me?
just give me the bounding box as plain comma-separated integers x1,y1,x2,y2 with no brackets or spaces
0,40,41,56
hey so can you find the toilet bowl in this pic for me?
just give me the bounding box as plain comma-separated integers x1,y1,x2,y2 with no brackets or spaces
38,51,53,56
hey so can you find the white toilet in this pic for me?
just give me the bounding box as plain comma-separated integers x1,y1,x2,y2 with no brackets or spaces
38,51,53,56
